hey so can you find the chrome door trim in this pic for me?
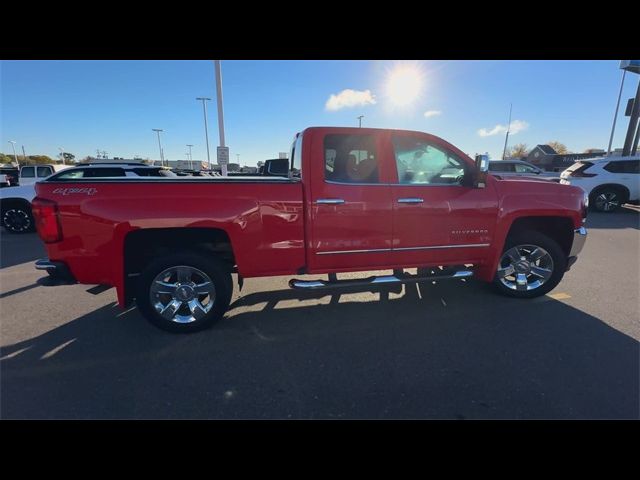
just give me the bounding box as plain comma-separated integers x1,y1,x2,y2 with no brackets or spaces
393,243,490,252
315,198,345,205
397,198,424,203
316,248,392,255
315,243,489,255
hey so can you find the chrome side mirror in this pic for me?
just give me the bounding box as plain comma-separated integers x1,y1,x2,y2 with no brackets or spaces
475,153,489,188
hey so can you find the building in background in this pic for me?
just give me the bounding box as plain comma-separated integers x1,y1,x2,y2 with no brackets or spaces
527,145,608,172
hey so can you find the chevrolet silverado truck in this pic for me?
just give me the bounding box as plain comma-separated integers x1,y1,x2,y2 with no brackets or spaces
31,127,588,333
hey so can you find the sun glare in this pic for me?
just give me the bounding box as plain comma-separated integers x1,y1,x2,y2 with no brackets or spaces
385,64,424,107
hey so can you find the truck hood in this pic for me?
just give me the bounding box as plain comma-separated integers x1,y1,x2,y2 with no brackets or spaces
492,175,586,224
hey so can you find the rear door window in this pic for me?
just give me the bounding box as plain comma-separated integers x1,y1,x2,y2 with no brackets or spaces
21,166,35,178
324,134,379,184
37,166,53,178
490,162,515,172
514,163,538,174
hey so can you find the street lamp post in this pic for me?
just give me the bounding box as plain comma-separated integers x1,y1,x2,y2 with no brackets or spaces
187,144,194,170
196,97,212,170
214,60,227,177
152,129,164,166
8,141,18,165
21,145,27,165
607,69,627,156
357,115,364,128
59,147,65,165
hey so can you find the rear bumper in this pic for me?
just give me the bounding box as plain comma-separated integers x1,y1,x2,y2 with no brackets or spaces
35,258,76,282
566,227,587,271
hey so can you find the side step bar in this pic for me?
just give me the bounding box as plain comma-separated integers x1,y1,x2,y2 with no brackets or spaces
289,269,473,290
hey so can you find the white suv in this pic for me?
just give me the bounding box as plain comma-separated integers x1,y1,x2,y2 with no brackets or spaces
560,156,640,212
0,163,173,233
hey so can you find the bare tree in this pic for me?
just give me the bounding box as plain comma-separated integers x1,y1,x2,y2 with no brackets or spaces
547,141,570,154
507,143,529,158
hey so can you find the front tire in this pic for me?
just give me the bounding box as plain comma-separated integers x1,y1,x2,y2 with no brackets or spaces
493,231,567,299
136,252,233,333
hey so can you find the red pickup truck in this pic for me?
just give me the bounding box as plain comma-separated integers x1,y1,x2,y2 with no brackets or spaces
32,127,588,333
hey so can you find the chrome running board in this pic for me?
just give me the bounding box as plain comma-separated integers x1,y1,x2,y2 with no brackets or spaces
289,269,473,290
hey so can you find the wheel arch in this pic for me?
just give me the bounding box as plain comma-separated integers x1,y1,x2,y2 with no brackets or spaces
589,183,630,202
122,227,236,307
505,216,574,257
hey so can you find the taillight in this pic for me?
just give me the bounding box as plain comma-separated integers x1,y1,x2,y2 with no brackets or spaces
31,197,62,243
569,162,596,177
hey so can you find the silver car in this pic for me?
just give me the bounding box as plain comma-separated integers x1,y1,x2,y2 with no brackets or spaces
489,160,561,182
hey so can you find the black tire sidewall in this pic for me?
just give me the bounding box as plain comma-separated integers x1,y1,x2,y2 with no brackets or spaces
493,230,567,299
136,252,232,333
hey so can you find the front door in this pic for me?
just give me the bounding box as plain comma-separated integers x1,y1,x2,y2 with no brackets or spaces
387,133,498,267
308,131,393,272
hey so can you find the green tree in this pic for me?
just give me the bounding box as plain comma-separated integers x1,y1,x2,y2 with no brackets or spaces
547,141,570,154
62,152,75,163
0,153,16,164
507,143,529,158
27,155,55,165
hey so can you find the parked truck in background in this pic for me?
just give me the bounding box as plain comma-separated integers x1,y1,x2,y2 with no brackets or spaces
31,127,588,333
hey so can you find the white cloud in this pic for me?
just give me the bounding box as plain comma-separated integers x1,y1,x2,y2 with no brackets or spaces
478,119,529,137
424,110,442,118
325,89,376,111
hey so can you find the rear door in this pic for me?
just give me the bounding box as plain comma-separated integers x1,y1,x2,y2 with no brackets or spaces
307,130,393,272
604,160,640,200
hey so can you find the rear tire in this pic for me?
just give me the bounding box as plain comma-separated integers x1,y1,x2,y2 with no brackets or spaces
493,231,566,299
590,186,627,213
2,204,35,233
136,252,233,333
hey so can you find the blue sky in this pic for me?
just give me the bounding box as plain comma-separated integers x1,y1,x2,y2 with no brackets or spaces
1,60,637,165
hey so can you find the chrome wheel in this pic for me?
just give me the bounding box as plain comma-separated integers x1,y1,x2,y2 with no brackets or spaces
594,191,620,212
497,244,554,292
3,208,31,233
149,265,216,324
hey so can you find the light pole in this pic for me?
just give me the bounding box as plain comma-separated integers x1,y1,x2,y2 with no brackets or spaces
187,144,194,170
8,141,18,165
152,129,164,166
59,147,65,165
357,115,364,128
236,153,240,164
502,103,513,160
21,145,27,165
607,69,627,156
214,60,227,176
196,97,212,170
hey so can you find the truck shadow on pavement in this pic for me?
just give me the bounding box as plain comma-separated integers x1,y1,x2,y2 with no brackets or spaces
584,208,639,230
1,279,638,420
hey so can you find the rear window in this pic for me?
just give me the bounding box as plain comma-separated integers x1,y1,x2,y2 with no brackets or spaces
565,161,593,173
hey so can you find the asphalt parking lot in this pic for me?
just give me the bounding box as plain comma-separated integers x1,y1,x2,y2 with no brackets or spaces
1,209,638,419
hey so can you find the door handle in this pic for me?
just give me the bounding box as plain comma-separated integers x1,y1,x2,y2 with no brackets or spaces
315,198,345,205
397,198,424,204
